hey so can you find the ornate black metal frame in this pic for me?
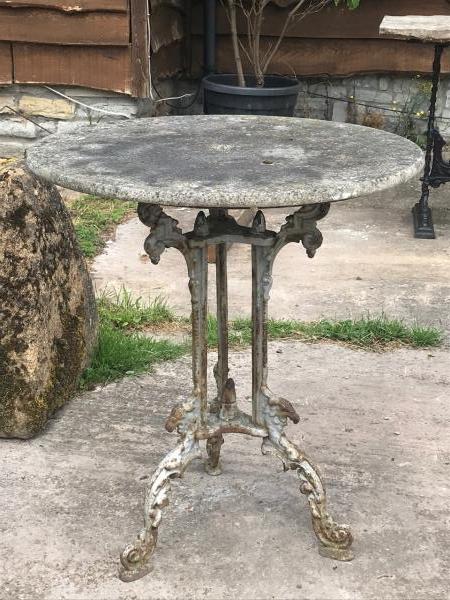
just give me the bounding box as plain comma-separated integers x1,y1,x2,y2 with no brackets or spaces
118,204,354,582
413,43,450,239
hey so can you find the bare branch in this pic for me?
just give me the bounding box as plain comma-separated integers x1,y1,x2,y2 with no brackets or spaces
227,0,246,86
262,0,331,74
225,0,333,85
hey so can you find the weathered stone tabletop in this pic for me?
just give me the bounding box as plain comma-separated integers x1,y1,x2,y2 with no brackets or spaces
380,15,450,44
25,115,424,583
26,115,423,208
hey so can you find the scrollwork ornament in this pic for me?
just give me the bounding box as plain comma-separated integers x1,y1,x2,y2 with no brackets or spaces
137,203,188,265
165,398,198,435
430,129,450,188
119,528,157,582
119,433,201,581
261,393,353,562
275,202,331,259
296,459,354,560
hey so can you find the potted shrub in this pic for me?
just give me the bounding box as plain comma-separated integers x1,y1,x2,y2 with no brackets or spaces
203,0,360,116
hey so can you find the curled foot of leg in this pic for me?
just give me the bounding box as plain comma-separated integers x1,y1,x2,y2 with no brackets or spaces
298,458,354,561
119,433,201,582
119,528,158,582
262,436,354,562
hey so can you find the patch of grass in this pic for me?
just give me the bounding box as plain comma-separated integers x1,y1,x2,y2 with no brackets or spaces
207,315,443,350
98,287,175,330
206,315,250,347
81,289,442,389
304,317,443,348
81,290,186,389
79,324,186,389
65,195,135,257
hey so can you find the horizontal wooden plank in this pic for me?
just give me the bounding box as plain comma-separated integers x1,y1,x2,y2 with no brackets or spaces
0,8,129,45
192,36,450,76
192,0,450,39
0,41,12,83
13,43,132,93
0,0,127,11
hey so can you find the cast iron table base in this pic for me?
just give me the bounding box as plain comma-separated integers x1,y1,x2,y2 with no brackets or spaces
413,43,450,239
379,16,450,239
118,203,354,583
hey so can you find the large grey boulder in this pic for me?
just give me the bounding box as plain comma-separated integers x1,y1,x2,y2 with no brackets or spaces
0,162,98,438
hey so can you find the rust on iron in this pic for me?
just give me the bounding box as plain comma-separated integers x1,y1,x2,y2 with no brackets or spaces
120,203,354,582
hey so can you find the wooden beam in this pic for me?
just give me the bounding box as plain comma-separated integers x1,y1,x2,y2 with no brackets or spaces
191,0,450,39
0,8,129,45
0,0,127,12
13,43,132,93
130,0,150,97
0,41,12,83
192,36,450,76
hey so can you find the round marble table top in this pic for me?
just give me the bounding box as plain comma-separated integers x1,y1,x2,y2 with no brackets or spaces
26,115,424,209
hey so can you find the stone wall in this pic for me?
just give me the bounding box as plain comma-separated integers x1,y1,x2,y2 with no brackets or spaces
294,74,450,141
2,75,450,158
178,74,450,145
0,82,176,158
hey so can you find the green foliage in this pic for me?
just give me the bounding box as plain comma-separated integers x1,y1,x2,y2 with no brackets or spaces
79,324,186,389
98,287,175,330
65,194,135,258
394,76,432,149
207,314,442,350
335,0,361,9
81,288,442,389
80,288,185,388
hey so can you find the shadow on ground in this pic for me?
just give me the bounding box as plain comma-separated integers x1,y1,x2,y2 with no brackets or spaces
2,181,450,600
2,343,449,600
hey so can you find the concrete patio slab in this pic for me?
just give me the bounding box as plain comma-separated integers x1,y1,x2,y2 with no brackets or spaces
92,179,450,334
2,342,449,600
3,165,450,600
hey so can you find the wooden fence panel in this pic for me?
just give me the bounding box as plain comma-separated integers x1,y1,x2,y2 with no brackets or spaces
190,0,450,76
13,43,132,93
0,41,12,83
192,0,450,38
150,0,186,81
193,36,450,76
0,8,129,45
0,0,127,11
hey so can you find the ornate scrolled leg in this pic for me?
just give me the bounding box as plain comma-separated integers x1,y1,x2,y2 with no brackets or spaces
261,398,354,562
295,456,353,560
119,430,201,582
251,204,352,560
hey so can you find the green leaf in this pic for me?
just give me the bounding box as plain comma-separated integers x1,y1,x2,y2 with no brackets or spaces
334,0,361,9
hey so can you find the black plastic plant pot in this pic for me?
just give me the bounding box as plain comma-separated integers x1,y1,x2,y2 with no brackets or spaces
203,74,300,117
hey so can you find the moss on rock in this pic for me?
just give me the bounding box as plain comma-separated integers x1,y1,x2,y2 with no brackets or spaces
0,163,98,438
